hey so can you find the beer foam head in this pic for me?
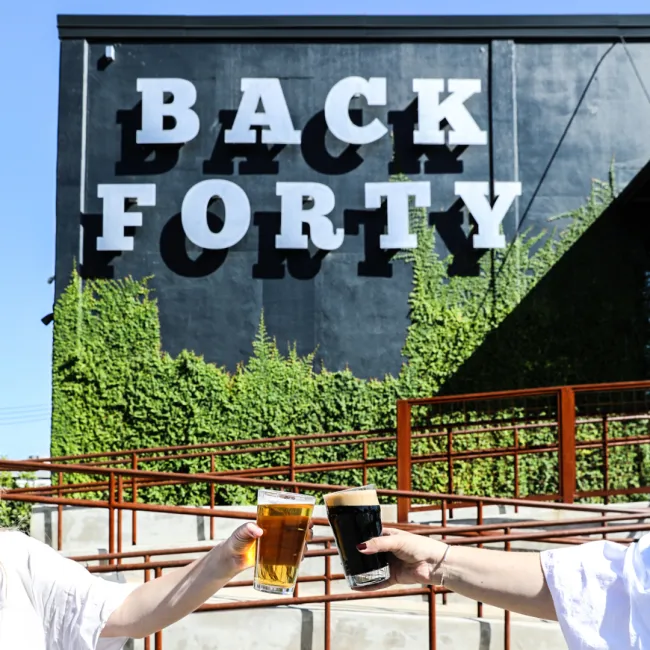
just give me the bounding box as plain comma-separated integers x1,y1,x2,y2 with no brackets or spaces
324,487,379,507
257,489,315,506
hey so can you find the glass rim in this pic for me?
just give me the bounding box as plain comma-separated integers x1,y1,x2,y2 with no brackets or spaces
323,484,378,504
257,488,316,504
327,484,376,494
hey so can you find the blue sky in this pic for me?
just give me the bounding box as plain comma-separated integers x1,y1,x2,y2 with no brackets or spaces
0,0,648,460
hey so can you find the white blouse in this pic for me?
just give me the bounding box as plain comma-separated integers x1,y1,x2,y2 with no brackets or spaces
542,533,650,649
0,531,136,650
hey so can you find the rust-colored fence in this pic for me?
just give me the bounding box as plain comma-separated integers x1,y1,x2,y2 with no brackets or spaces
15,380,650,526
396,380,650,521
7,381,650,527
3,380,650,649
3,460,650,650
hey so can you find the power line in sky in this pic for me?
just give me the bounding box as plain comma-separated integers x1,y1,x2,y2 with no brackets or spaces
0,417,50,427
0,403,51,426
0,411,50,421
0,404,51,414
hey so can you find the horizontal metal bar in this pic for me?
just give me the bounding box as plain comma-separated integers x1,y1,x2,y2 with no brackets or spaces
69,509,648,566
6,466,644,516
404,380,650,407
35,427,395,464
196,586,432,611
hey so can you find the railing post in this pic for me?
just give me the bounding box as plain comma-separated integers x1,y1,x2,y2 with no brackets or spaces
504,531,511,650
57,471,63,551
477,501,483,618
290,439,298,493
108,472,116,565
446,426,454,519
154,567,163,650
513,428,519,513
396,400,412,524
325,541,331,650
602,414,609,505
117,475,123,561
362,441,368,486
428,584,437,650
144,556,151,650
210,455,215,541
441,499,447,606
131,453,138,546
558,387,577,504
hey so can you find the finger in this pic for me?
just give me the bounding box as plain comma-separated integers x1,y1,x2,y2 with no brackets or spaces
356,534,402,555
380,528,402,537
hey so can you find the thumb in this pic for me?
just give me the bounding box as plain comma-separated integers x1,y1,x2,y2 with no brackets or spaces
229,522,263,553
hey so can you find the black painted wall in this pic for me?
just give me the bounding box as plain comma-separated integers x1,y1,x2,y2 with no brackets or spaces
55,19,650,378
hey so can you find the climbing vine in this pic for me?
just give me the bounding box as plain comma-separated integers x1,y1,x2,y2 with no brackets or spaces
397,168,618,394
0,465,33,532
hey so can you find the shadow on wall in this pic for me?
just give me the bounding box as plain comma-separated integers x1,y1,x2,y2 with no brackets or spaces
441,163,650,394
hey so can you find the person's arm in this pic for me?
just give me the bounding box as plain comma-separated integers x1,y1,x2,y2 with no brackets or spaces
439,545,556,620
361,528,645,649
102,523,261,639
358,529,556,620
9,523,262,650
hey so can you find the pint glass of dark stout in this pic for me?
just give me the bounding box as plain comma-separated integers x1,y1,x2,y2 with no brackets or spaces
324,485,390,588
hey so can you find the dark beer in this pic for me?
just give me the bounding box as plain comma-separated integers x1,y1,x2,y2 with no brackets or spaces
254,490,315,596
325,485,390,588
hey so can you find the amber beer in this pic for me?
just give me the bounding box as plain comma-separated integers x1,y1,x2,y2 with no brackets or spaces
254,490,315,595
325,485,390,588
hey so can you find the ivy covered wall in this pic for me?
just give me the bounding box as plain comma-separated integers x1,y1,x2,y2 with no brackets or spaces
51,170,650,504
397,171,621,395
0,468,33,531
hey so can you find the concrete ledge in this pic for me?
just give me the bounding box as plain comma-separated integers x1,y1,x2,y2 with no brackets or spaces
30,503,581,650
128,603,565,650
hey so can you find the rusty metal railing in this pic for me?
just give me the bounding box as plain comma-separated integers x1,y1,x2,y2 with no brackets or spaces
8,380,649,531
5,456,650,550
396,380,650,521
3,460,650,650
3,380,650,648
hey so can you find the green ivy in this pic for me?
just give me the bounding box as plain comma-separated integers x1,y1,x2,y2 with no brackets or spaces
397,168,618,394
0,464,33,532
49,168,642,505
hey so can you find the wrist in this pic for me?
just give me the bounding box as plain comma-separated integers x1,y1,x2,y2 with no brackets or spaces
428,542,451,586
207,541,239,582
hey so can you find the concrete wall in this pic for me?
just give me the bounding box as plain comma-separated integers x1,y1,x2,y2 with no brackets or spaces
145,606,566,650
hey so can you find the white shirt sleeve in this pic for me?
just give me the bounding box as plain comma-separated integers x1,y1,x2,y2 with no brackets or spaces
11,532,137,650
541,534,650,649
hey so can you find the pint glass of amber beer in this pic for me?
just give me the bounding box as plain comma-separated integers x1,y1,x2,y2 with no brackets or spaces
253,489,315,596
324,484,390,588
